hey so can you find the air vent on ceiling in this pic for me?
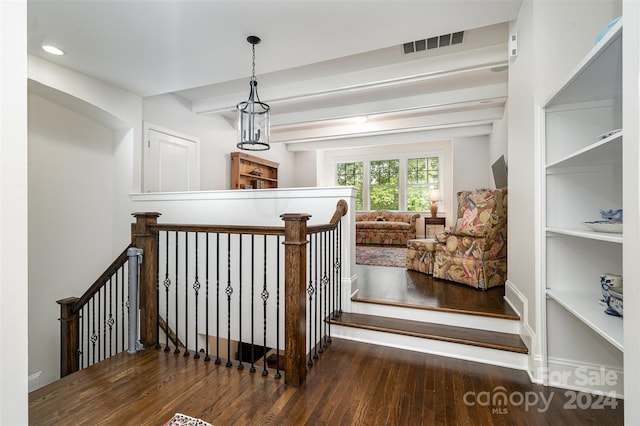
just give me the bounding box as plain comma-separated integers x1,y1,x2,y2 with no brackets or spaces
403,31,464,54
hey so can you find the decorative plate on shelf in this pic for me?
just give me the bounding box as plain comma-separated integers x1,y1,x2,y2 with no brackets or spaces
598,129,622,140
583,221,623,233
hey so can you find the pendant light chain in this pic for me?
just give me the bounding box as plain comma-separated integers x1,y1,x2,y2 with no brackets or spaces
251,44,256,82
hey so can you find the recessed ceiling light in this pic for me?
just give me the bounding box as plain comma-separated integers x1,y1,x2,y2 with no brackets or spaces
352,116,368,124
42,44,64,56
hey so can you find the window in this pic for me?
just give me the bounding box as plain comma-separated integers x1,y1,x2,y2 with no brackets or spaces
407,157,439,211
336,154,441,211
336,161,363,210
369,159,399,210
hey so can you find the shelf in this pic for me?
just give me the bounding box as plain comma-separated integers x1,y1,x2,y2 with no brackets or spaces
546,131,622,170
547,289,623,351
544,19,622,107
546,227,623,243
239,173,277,182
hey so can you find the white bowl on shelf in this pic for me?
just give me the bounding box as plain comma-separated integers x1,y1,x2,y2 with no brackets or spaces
583,221,623,233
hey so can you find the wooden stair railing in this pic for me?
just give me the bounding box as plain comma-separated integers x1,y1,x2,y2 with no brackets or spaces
57,243,134,377
59,200,348,387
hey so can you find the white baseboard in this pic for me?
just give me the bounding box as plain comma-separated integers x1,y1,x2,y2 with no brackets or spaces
505,279,540,383
546,357,624,398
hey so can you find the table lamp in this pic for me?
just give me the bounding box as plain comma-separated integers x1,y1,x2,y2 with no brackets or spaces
429,189,441,218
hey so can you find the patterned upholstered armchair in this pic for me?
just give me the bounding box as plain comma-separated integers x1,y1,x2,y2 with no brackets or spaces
433,189,507,289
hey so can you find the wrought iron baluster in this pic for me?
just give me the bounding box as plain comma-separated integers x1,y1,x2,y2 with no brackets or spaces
261,234,269,377
225,233,233,367
237,234,244,370
91,296,96,365
99,288,103,361
275,235,281,380
338,220,343,314
163,231,171,352
205,233,211,362
215,233,221,365
321,231,329,350
108,277,114,357
174,231,180,354
79,306,84,370
115,268,119,354
250,235,256,373
121,266,125,353
314,232,319,360
307,232,314,367
193,232,200,360
184,232,190,357
155,232,161,350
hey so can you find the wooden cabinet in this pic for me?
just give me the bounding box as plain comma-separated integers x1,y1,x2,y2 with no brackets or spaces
230,152,279,190
541,21,623,396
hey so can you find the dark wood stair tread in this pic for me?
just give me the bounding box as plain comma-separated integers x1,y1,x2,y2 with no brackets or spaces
330,312,528,354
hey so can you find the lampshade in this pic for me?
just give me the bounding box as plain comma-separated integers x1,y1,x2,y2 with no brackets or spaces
236,36,270,151
428,189,441,202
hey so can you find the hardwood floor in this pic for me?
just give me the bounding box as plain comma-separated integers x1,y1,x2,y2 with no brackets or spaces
29,340,623,425
30,265,623,425
353,264,519,319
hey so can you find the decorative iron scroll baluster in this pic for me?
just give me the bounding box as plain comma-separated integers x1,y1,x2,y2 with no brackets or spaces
163,231,171,352
184,232,190,357
79,306,85,370
121,267,125,352
238,234,244,371
274,235,281,380
215,233,221,365
193,232,201,360
322,231,329,350
313,232,319,360
108,278,113,357
174,231,180,355
205,233,211,362
91,297,96,364
225,234,233,368
261,234,269,377
307,233,314,367
250,235,256,373
338,220,343,314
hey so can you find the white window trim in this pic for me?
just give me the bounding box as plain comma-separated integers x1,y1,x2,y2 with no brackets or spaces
333,151,444,212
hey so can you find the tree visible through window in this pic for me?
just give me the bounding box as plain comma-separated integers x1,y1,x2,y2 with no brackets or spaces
336,155,440,211
336,162,363,210
407,157,439,211
370,159,399,210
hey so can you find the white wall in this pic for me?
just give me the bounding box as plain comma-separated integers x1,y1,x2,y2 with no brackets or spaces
507,0,621,381
143,94,297,190
0,1,29,423
451,136,491,194
28,93,119,388
293,151,318,187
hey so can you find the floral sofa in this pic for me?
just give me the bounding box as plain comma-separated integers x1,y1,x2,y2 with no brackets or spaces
355,210,420,246
433,188,507,290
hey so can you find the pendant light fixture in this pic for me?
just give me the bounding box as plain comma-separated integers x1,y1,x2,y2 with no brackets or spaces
236,35,270,151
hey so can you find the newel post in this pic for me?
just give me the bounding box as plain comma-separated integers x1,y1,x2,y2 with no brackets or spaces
132,212,161,348
281,212,311,387
57,297,80,377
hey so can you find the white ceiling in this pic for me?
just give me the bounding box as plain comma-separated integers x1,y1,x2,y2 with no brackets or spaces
27,0,522,149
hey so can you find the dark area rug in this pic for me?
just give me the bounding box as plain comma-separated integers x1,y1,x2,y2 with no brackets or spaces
355,245,407,268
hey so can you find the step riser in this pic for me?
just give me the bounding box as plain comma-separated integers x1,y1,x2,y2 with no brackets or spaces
332,325,529,371
351,301,520,335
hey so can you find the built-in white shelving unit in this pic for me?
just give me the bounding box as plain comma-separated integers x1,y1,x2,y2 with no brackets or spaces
542,20,624,395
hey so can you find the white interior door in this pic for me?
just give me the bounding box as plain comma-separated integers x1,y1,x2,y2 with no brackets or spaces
144,125,199,192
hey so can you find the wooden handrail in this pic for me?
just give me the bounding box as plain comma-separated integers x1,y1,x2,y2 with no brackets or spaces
150,223,285,236
70,243,134,313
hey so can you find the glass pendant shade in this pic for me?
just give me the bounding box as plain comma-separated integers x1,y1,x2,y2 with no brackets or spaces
236,35,270,151
236,80,270,150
